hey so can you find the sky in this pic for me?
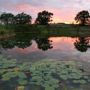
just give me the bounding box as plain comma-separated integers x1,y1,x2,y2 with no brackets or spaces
0,0,90,23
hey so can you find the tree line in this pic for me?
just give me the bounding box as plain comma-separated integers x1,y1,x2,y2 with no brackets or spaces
0,10,90,25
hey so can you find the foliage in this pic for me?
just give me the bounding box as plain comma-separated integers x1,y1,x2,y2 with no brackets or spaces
0,12,32,25
0,12,14,25
75,10,90,25
14,12,32,24
35,10,53,25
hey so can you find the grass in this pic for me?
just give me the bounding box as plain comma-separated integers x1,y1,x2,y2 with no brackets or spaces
0,25,14,35
0,24,90,37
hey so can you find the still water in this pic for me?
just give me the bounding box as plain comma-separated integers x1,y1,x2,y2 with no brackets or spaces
0,35,90,62
0,33,90,90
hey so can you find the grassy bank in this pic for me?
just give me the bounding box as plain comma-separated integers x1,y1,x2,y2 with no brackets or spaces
0,25,14,35
0,24,90,37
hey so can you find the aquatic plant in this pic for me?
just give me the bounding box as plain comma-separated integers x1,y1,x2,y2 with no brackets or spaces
30,60,90,90
0,55,31,86
0,55,90,90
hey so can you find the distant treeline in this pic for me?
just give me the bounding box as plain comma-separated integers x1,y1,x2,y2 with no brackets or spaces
0,10,90,26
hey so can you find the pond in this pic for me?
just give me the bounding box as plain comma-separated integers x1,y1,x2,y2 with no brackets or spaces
0,33,90,62
0,32,90,90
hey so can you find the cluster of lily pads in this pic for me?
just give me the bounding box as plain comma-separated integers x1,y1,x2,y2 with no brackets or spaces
30,60,90,90
0,55,31,86
0,55,90,90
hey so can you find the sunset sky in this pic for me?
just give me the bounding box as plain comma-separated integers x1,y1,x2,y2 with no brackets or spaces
0,0,90,23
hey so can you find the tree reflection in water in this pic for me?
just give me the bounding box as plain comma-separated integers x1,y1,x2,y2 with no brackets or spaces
0,33,33,49
35,37,53,51
74,37,90,52
0,33,90,52
0,38,32,50
0,34,53,51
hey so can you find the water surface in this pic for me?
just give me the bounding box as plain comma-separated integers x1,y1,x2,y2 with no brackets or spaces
0,33,90,90
0,34,90,62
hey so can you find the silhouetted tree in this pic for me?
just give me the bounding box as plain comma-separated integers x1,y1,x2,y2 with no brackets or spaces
0,13,14,25
75,10,90,25
35,10,53,25
14,12,32,24
74,37,90,52
35,37,53,51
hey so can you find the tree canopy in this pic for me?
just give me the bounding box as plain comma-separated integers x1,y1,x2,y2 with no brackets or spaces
0,10,90,25
75,10,90,25
0,12,32,25
14,12,32,24
35,10,53,25
0,13,14,25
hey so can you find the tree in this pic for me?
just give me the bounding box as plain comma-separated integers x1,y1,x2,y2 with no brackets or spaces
0,13,14,25
75,10,90,25
35,10,53,25
14,12,32,24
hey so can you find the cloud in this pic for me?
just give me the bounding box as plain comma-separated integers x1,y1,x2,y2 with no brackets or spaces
0,0,90,23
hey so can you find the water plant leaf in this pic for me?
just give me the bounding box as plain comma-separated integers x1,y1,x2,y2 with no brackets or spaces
18,79,28,85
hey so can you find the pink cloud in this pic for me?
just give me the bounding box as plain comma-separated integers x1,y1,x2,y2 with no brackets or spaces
12,3,89,23
1,0,90,24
